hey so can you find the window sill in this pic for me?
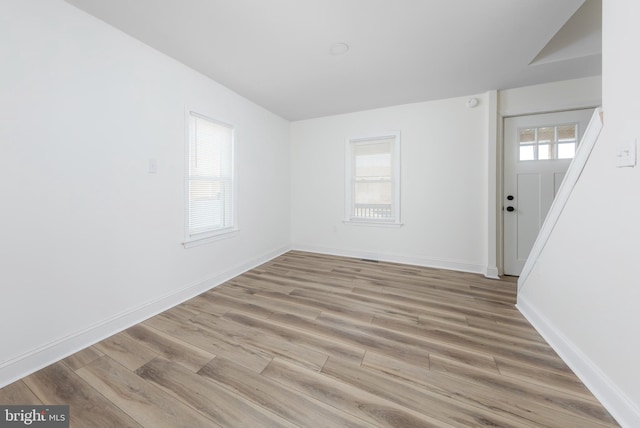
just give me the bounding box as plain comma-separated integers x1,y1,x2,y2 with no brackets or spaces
343,220,403,228
183,228,239,248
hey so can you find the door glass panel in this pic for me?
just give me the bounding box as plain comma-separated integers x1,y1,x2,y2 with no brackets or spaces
538,144,551,160
558,143,576,159
518,123,578,161
519,145,534,161
557,125,577,142
538,127,554,144
519,128,535,143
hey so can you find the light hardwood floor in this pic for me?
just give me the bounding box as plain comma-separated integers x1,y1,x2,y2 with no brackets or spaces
0,251,619,427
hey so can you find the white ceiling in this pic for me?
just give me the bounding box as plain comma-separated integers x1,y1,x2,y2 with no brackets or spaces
64,0,601,121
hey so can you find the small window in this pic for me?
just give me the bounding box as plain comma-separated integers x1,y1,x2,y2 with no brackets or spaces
345,132,401,225
518,123,578,161
185,112,236,246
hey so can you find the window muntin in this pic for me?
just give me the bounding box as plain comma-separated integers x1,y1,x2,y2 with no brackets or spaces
518,123,578,161
186,112,235,243
346,133,401,225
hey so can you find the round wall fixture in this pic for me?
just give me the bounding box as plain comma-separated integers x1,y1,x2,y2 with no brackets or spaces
330,42,350,56
466,97,479,108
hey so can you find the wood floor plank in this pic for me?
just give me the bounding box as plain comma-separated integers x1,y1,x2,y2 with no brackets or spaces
93,331,158,371
290,287,422,323
190,311,329,371
429,354,619,426
250,270,357,294
362,351,430,380
495,357,598,400
62,346,104,371
408,309,469,328
22,362,142,428
317,312,500,371
464,315,548,343
223,311,366,364
361,349,613,428
371,313,569,373
349,262,516,293
273,263,360,285
322,356,533,428
77,356,216,427
234,273,297,294
160,305,201,323
0,381,42,405
262,357,453,428
122,324,214,372
137,357,298,428
352,286,527,325
352,285,520,323
0,251,618,428
268,312,434,367
257,289,375,323
349,268,517,305
198,357,374,427
201,291,275,319
179,295,228,317
214,284,322,319
144,311,272,373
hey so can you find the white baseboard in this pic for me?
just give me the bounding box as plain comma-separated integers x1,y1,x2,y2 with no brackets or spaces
292,244,485,275
0,244,291,389
484,265,500,280
517,295,640,428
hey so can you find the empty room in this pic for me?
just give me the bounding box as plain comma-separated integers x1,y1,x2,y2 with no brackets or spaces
1,0,638,427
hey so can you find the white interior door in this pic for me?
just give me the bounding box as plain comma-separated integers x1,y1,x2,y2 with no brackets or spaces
503,109,594,276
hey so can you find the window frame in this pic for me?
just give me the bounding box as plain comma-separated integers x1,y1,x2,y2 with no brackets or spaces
183,109,238,248
344,131,402,227
518,122,579,162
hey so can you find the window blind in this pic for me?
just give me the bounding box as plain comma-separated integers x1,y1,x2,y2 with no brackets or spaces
188,113,234,237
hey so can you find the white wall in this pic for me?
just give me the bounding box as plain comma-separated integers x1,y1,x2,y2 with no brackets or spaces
0,0,290,386
291,95,491,273
517,1,640,426
499,76,602,117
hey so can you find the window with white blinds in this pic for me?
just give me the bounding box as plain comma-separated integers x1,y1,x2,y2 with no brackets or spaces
345,132,401,225
186,112,236,244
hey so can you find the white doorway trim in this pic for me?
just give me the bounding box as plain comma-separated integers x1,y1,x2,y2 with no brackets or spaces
489,98,602,280
485,91,500,279
503,109,595,276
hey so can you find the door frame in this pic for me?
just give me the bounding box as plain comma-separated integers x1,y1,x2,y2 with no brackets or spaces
494,104,601,278
502,109,595,276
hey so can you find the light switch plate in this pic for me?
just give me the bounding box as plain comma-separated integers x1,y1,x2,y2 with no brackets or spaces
616,139,636,168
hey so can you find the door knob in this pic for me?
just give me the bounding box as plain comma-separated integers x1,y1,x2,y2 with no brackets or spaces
506,206,515,212
507,195,514,201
